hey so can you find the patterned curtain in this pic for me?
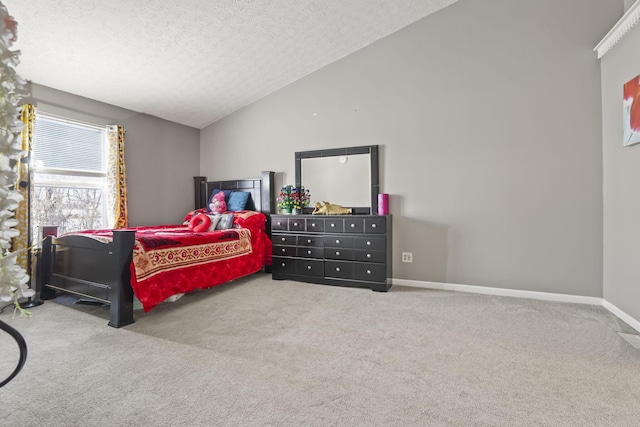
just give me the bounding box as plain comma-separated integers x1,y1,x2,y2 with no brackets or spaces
14,104,35,271
106,125,128,228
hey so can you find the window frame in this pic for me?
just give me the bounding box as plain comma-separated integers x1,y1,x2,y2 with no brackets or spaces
31,112,110,237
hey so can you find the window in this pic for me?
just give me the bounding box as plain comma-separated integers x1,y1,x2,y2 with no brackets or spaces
31,114,109,239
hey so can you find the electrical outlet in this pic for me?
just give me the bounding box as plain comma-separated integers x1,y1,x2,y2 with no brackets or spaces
402,252,413,263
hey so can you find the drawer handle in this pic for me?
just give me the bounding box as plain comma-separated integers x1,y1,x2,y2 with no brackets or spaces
350,223,356,228
336,239,340,244
276,222,281,226
281,237,286,242
367,270,372,274
281,263,286,267
294,222,299,227
330,223,336,228
307,239,312,243
366,253,371,258
307,265,312,270
335,251,340,256
367,241,371,246
307,250,312,255
372,224,377,228
336,267,341,272
281,248,286,253
311,223,316,227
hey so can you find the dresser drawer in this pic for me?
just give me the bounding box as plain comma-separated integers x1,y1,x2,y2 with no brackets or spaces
288,218,305,231
274,245,296,257
324,235,354,248
353,262,386,282
325,261,354,279
272,257,296,275
324,247,354,261
353,236,386,251
274,234,296,246
271,218,288,231
297,235,323,247
305,218,324,232
353,250,385,263
364,217,386,234
324,218,344,232
296,259,324,277
344,218,364,233
297,246,323,258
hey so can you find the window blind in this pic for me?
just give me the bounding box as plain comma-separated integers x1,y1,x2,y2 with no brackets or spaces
32,115,106,173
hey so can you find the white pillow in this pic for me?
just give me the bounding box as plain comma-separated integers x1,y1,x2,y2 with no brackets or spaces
207,214,221,231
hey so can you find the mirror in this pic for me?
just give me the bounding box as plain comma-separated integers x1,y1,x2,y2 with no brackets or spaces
295,145,379,215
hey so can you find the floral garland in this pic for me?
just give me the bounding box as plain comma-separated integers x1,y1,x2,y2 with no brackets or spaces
0,3,33,315
277,185,311,211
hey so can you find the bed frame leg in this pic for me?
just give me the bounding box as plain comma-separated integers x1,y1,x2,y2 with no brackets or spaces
37,227,58,300
108,230,135,328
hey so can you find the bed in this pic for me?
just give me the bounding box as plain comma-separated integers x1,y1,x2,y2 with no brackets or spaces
36,171,275,328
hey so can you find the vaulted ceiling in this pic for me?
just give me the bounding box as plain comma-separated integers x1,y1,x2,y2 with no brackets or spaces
5,0,459,129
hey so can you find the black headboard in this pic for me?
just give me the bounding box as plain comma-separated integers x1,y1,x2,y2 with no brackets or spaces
193,171,275,215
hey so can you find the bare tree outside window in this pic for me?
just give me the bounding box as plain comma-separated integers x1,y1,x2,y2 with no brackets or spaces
31,186,105,241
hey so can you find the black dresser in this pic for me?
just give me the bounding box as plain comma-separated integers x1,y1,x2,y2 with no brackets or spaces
271,214,392,291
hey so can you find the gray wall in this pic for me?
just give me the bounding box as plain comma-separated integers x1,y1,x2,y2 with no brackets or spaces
625,0,635,11
600,20,640,321
201,0,621,297
27,83,200,226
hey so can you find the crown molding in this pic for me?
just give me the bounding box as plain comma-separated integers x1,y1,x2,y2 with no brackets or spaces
595,1,640,58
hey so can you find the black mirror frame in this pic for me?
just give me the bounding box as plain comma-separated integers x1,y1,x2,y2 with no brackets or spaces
295,145,379,215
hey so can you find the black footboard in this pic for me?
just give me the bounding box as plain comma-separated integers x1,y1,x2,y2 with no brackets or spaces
38,229,136,328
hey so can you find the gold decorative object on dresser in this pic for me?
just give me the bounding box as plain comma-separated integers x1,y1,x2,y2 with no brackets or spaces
311,201,352,215
271,214,392,291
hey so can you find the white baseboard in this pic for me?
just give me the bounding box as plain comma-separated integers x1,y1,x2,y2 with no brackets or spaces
393,278,640,333
393,278,603,305
602,299,640,334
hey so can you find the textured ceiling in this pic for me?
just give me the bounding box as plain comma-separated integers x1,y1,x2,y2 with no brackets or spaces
5,0,458,129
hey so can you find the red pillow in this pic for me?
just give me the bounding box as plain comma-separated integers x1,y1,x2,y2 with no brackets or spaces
188,213,211,232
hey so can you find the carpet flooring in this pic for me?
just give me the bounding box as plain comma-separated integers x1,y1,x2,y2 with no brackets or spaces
1,274,639,426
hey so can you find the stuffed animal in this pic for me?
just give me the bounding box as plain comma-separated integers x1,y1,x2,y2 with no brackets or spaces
209,191,227,214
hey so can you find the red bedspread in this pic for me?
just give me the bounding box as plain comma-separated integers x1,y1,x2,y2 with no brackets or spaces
67,211,272,312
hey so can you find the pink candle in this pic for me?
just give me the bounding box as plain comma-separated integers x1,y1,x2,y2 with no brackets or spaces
377,193,389,215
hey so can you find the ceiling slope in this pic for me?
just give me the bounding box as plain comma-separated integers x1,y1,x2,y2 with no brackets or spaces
5,0,458,128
